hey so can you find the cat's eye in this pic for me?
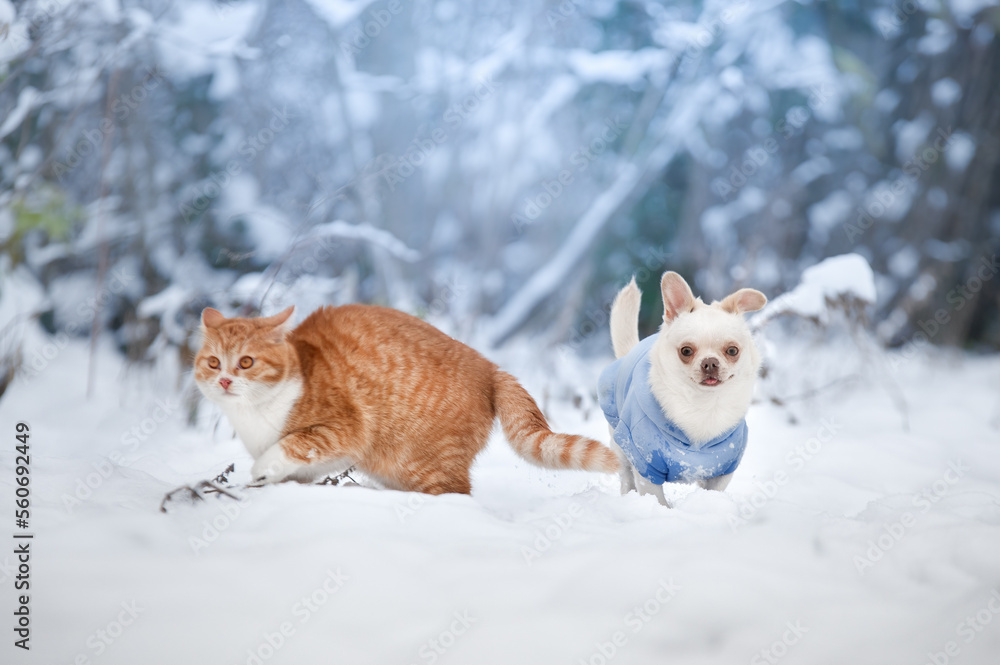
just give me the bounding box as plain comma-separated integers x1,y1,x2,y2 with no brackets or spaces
239,356,254,369
680,346,694,357
726,346,739,357
207,357,220,369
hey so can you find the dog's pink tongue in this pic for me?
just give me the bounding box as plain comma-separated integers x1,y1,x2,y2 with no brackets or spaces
702,377,720,386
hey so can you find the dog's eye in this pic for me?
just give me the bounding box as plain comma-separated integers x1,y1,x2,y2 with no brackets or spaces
239,356,254,369
207,356,220,369
680,346,694,357
726,346,739,357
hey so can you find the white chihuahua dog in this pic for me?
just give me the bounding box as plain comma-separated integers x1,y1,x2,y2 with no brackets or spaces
598,272,766,506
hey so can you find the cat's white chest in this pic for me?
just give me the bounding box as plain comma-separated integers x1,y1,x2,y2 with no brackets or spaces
219,380,302,459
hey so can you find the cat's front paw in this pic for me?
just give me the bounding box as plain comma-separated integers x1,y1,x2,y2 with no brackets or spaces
250,445,298,484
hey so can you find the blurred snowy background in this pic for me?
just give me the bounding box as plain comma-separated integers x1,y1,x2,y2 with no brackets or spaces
2,0,999,370
2,1,1000,664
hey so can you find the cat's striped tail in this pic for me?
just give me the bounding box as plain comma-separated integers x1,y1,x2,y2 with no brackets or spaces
493,371,619,473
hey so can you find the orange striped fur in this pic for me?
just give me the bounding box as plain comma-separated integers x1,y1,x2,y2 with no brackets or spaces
194,304,618,494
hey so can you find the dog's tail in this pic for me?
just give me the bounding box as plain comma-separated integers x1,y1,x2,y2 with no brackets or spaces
610,277,642,359
493,371,619,473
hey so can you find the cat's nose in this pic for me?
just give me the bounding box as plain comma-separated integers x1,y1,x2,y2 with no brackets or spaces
701,357,719,374
219,377,232,390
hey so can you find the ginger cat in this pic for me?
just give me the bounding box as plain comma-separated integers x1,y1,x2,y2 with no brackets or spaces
194,304,618,494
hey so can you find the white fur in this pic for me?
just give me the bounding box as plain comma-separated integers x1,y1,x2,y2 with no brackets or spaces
198,373,356,484
608,276,764,504
195,308,357,485
648,306,760,446
201,377,303,459
610,278,641,358
247,442,354,484
250,442,300,484
634,470,669,506
196,359,315,482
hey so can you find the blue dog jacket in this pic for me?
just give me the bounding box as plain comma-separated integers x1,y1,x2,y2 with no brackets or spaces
598,335,748,484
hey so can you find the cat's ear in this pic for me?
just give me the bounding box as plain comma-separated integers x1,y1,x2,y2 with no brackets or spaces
201,308,226,329
259,306,295,329
259,306,295,341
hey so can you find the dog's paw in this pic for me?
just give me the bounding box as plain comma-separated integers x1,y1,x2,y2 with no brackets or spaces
250,445,299,484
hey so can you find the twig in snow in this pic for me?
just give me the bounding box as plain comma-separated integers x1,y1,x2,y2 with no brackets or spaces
317,466,357,485
767,374,862,406
213,463,236,485
86,68,120,399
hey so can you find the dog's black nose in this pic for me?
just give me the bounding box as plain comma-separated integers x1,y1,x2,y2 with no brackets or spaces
701,357,720,374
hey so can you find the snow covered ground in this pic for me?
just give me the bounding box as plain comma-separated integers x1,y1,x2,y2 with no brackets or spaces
2,332,1000,665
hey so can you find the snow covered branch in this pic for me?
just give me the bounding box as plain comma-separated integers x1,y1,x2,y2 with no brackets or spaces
307,220,420,263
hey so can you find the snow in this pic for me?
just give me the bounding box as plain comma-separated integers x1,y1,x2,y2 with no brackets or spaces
487,161,644,347
755,253,877,324
308,221,420,263
701,187,767,244
790,155,833,185
807,190,853,244
302,0,379,31
894,112,934,164
907,272,937,303
216,176,293,264
228,272,348,318
488,74,722,346
0,0,30,65
822,127,863,151
924,238,969,263
0,87,40,141
927,186,949,210
566,48,672,85
945,131,976,173
917,19,955,56
931,78,962,107
522,75,580,139
0,264,47,327
873,88,901,114
137,284,195,344
2,329,1000,665
950,0,1000,21
888,246,920,279
155,0,261,83
344,89,380,129
972,21,995,46
3,0,1000,658
47,273,99,330
862,178,914,223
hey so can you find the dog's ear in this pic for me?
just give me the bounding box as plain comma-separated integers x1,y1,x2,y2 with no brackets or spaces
719,288,767,315
660,272,696,322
